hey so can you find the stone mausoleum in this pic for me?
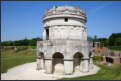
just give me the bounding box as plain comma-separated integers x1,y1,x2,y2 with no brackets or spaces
36,5,93,75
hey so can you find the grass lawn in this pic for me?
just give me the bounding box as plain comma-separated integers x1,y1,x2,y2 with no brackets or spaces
1,49,121,80
58,63,121,80
1,49,36,73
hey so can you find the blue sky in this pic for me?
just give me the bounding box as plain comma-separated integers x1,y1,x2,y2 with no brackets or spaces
1,1,121,42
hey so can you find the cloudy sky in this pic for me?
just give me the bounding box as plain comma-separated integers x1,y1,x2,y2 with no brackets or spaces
1,1,121,42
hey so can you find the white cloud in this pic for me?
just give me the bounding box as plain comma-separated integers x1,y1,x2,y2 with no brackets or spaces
91,1,113,12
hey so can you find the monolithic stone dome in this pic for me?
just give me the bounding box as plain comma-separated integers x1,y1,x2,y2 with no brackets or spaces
43,5,87,22
51,6,76,11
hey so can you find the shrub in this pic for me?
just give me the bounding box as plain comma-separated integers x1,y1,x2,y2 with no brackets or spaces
1,46,4,49
104,46,121,50
31,46,37,49
17,46,27,51
26,46,30,49
5,46,14,50
93,55,103,62
15,46,18,48
15,50,21,53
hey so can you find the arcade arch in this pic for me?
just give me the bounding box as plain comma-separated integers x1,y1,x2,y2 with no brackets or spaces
52,52,64,73
73,52,83,71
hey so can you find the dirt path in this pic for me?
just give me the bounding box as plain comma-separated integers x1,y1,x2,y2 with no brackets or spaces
1,62,100,80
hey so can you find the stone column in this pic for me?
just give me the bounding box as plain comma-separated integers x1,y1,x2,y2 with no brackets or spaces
40,54,45,69
40,59,44,69
44,59,52,74
81,57,89,73
36,49,41,70
89,56,93,69
63,59,73,75
36,56,41,70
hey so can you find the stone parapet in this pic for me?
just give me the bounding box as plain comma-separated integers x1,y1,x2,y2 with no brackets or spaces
43,5,86,20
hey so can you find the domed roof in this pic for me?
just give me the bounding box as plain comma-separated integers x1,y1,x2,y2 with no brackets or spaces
43,5,87,22
47,5,79,12
56,6,76,11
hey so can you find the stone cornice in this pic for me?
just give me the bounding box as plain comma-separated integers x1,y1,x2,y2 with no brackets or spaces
63,59,73,61
43,14,87,22
43,25,86,28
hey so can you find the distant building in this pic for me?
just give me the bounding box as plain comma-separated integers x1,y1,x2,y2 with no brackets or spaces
93,42,108,55
36,5,93,75
93,42,121,64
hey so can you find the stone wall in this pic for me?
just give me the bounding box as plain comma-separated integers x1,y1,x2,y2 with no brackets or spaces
93,42,121,64
43,18,87,41
37,40,93,74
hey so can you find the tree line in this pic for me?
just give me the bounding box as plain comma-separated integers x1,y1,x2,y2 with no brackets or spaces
1,32,121,46
93,33,121,47
1,37,42,46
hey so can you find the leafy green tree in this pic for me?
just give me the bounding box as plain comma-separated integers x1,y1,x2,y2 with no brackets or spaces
115,37,121,46
105,39,109,46
1,41,8,46
109,33,121,46
29,40,36,46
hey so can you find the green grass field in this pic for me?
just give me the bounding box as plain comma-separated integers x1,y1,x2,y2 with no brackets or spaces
1,49,36,73
1,49,121,80
58,63,121,80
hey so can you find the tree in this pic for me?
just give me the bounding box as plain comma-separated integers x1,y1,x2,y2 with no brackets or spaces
109,33,121,46
115,37,121,46
93,35,97,42
29,40,36,46
105,39,109,46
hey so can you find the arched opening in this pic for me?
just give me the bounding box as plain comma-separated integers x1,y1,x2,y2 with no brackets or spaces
73,52,83,72
52,52,64,73
39,52,45,69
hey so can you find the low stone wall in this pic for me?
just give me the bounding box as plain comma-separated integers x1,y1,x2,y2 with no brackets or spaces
93,45,121,64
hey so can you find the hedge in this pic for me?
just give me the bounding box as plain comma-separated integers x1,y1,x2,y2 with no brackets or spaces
17,46,27,51
31,46,37,49
1,46,4,49
5,46,14,50
104,46,121,50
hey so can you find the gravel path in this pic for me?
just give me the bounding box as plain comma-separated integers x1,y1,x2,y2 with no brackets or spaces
1,62,100,80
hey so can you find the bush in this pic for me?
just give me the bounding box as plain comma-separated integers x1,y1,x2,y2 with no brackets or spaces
31,46,37,49
26,46,30,49
15,46,18,48
17,46,27,51
104,46,121,50
15,50,21,53
1,46,4,49
5,46,14,50
93,55,103,62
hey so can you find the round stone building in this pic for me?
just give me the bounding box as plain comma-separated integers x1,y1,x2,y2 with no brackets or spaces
36,5,93,75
